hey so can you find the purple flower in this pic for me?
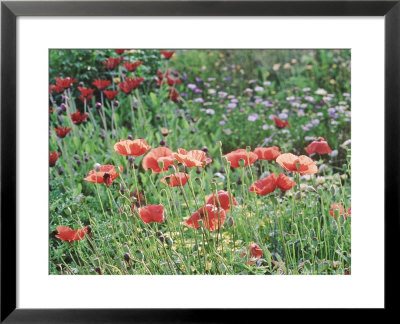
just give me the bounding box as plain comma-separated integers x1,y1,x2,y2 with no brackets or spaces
194,89,203,94
195,77,202,83
279,112,288,119
248,113,259,122
187,83,197,91
227,103,237,109
194,98,204,103
219,120,226,125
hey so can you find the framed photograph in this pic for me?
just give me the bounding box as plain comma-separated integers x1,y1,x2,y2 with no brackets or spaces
1,0,398,321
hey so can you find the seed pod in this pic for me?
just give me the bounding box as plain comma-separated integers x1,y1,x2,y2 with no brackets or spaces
95,266,102,275
94,163,101,172
123,253,130,262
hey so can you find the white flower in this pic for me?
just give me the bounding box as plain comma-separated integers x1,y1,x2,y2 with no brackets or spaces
315,88,327,96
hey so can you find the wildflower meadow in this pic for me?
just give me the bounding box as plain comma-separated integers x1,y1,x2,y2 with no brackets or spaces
49,49,351,275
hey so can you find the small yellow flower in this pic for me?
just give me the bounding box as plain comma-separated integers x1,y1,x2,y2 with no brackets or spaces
271,91,276,95
330,79,336,85
113,77,120,84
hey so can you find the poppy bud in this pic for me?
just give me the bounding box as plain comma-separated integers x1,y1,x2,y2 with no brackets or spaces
78,81,84,87
156,231,163,237
135,250,143,260
158,160,164,169
294,191,301,200
60,103,67,111
95,102,102,109
114,100,119,107
158,235,165,243
196,168,201,174
94,163,101,172
56,264,62,271
123,253,130,262
178,114,183,119
237,179,242,185
190,129,195,134
202,146,208,152
225,216,234,228
134,163,139,169
86,225,92,234
165,236,173,246
127,134,133,140
155,114,161,120
132,105,137,111
159,140,166,146
128,156,133,165
238,159,245,167
84,157,89,162
76,159,81,166
95,266,102,275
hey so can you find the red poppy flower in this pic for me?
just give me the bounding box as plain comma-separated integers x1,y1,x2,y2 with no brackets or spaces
305,137,332,155
123,61,143,72
142,147,174,173
55,225,87,242
273,116,290,128
254,146,282,161
49,151,61,167
160,51,175,59
77,86,95,102
70,111,88,125
157,70,166,80
84,165,122,187
206,190,237,212
49,106,54,114
115,49,125,55
138,204,165,224
347,206,351,215
113,139,151,156
276,173,296,191
54,126,72,138
224,149,258,168
54,77,77,91
50,84,64,94
329,203,349,219
92,79,111,90
173,148,211,168
118,77,144,94
78,87,94,98
276,153,317,175
167,76,181,86
241,243,263,265
168,88,180,102
182,204,226,231
103,90,119,100
161,172,189,187
249,173,277,196
103,57,123,70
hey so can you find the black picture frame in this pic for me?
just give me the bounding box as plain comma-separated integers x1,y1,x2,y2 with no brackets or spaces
1,0,398,321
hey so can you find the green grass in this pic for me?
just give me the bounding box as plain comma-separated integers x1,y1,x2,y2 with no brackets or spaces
49,49,351,275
